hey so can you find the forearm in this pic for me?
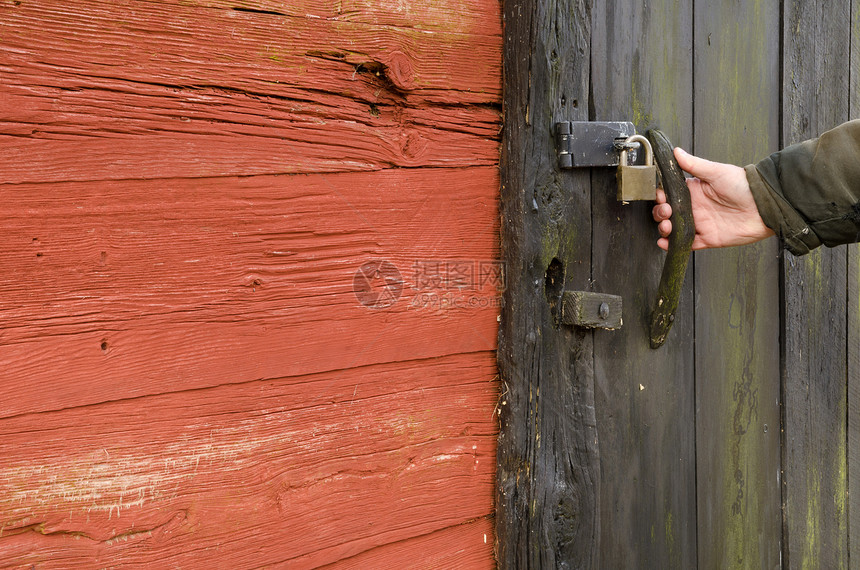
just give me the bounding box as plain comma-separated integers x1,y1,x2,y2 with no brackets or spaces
745,119,860,256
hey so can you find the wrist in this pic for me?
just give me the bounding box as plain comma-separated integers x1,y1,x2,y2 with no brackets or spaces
744,164,819,254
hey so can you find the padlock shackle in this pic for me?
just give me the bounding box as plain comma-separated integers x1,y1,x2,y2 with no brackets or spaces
619,134,654,166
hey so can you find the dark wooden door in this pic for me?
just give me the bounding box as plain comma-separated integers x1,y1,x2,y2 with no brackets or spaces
497,0,860,567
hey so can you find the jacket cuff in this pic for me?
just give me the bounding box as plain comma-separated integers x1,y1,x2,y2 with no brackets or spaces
744,163,820,256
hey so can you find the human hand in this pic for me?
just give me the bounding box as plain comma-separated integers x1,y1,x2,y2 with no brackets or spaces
652,147,774,250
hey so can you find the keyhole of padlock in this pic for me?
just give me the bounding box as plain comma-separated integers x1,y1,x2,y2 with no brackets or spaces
616,134,657,202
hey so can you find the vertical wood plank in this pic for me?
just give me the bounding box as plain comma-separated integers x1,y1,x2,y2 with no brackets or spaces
590,1,696,567
693,1,783,567
781,1,851,567
496,0,600,566
848,2,860,567
850,245,860,570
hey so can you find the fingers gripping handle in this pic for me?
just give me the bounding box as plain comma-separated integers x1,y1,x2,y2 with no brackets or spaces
646,129,695,349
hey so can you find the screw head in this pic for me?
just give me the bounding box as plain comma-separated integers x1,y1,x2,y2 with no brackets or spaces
598,302,610,319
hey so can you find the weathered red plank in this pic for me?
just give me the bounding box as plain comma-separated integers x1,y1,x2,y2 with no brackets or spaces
319,517,495,569
0,352,498,567
0,167,500,417
0,79,500,183
0,0,500,100
0,0,501,182
1,0,502,566
199,0,502,36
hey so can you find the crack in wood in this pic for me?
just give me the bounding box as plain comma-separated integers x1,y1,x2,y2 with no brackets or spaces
0,510,189,546
231,6,288,17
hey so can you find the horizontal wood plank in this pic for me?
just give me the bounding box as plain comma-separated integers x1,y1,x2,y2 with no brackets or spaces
0,0,500,99
0,79,500,183
0,0,500,182
319,517,495,569
0,167,500,418
0,352,498,567
196,0,502,35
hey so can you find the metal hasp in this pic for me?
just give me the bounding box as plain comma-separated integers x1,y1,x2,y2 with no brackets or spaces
560,291,623,329
555,121,636,168
646,129,695,349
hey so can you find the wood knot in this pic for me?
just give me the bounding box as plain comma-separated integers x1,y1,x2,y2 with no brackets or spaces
378,51,416,92
400,131,426,161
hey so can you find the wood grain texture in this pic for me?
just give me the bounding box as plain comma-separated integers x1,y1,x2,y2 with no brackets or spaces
781,251,849,569
319,517,495,569
187,0,503,36
589,0,696,566
0,167,500,418
693,1,782,567
0,0,501,183
0,0,501,100
0,1,502,566
559,291,622,329
850,244,860,570
496,0,600,566
849,4,860,567
781,1,851,566
0,353,498,567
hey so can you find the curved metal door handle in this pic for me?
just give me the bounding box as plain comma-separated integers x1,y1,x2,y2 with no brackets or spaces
646,129,696,349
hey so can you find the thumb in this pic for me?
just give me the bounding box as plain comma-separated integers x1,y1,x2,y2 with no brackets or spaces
674,147,722,181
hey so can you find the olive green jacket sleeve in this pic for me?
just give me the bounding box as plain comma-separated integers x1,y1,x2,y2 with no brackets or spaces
744,119,860,256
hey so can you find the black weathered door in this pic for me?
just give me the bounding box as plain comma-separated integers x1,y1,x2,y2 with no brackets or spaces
496,0,859,567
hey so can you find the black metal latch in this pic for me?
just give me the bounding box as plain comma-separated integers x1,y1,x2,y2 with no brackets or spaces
555,121,636,168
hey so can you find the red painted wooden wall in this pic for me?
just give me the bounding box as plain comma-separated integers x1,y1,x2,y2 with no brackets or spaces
0,1,501,566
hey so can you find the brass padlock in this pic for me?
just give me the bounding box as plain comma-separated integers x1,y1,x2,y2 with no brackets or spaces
616,134,657,201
